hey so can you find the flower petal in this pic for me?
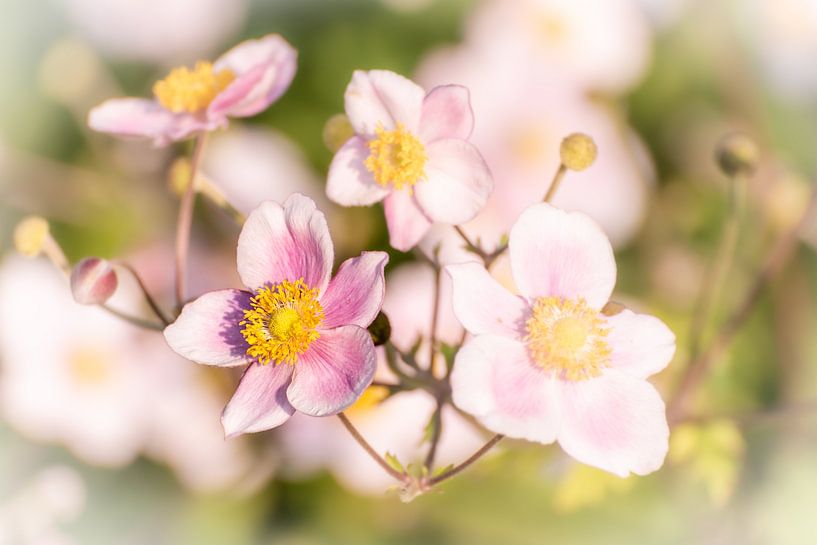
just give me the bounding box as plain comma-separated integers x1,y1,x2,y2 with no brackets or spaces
87,98,211,146
383,190,432,252
210,34,297,118
604,309,676,379
451,335,559,443
555,370,669,477
221,362,295,437
237,194,334,293
446,262,528,339
163,289,251,366
344,70,425,136
286,326,376,416
321,252,389,329
419,85,474,142
509,203,616,308
326,136,391,206
414,138,493,224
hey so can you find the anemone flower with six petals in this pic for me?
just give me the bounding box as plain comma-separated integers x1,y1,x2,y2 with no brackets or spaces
88,34,297,146
326,69,493,252
447,203,676,477
164,194,387,437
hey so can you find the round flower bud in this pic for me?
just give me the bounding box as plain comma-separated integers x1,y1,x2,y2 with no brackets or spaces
322,113,355,153
560,133,597,171
14,216,50,257
716,133,758,177
367,311,391,346
70,257,118,305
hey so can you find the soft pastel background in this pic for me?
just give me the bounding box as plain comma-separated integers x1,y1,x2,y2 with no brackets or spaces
2,0,817,543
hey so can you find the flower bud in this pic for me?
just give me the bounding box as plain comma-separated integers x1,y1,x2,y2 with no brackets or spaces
323,114,355,153
367,311,391,346
560,133,597,171
70,257,118,305
14,216,50,257
716,133,758,177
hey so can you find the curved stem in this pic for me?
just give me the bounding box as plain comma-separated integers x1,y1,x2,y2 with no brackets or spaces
337,412,407,482
174,133,208,310
99,304,164,331
427,263,442,371
118,262,172,326
543,163,567,203
423,402,444,471
427,434,504,486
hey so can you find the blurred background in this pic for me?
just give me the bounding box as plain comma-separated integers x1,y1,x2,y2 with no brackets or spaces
2,0,817,543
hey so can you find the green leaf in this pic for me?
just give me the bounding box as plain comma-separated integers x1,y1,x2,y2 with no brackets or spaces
384,452,405,474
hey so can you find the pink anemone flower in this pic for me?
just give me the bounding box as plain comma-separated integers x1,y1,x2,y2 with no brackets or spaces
88,34,297,146
326,69,493,252
164,194,387,437
447,203,675,476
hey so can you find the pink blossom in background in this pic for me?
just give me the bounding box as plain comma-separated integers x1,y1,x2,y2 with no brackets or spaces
326,69,493,251
164,194,387,436
88,34,297,146
281,262,486,494
448,204,675,476
416,44,652,253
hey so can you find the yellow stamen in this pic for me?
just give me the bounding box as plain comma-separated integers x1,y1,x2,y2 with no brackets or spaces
153,61,235,114
525,296,611,381
240,279,324,366
364,122,427,191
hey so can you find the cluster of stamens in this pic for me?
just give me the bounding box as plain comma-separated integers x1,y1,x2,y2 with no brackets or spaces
153,61,235,114
525,296,611,381
240,279,324,366
365,122,428,191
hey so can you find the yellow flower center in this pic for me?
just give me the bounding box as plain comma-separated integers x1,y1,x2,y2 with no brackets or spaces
525,296,611,381
240,279,324,366
153,61,235,114
364,122,427,191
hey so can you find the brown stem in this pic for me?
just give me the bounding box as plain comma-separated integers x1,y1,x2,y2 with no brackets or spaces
427,434,504,486
543,163,567,203
667,188,817,424
118,262,172,326
337,412,407,483
427,263,442,371
423,402,444,471
174,133,208,310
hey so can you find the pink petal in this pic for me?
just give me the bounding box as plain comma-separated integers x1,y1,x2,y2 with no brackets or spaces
321,252,389,329
87,98,212,146
604,309,676,379
210,34,297,118
221,362,295,437
326,136,391,206
509,203,616,309
163,289,251,367
419,85,474,143
451,335,559,443
555,370,669,476
382,190,432,252
344,70,425,136
237,194,334,293
446,262,528,339
286,326,376,416
414,138,493,224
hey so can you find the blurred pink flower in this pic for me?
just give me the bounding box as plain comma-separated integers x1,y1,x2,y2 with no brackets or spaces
416,44,653,251
164,194,387,436
326,69,493,251
88,34,296,146
448,204,675,476
281,262,486,494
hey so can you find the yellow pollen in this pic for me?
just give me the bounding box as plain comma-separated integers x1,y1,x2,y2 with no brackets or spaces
364,122,427,191
525,296,611,381
240,279,324,366
153,61,235,113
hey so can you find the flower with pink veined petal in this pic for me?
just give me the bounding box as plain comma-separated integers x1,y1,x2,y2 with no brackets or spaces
326,69,493,252
447,203,675,476
164,194,387,437
88,34,297,147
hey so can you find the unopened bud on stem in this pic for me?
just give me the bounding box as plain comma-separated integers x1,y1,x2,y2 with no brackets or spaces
716,133,758,177
560,133,597,171
71,257,118,305
368,311,391,346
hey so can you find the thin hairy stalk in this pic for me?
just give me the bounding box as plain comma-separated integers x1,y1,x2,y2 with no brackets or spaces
543,163,568,203
174,133,208,309
118,262,172,326
668,188,817,424
688,173,746,361
337,412,407,482
427,434,504,486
